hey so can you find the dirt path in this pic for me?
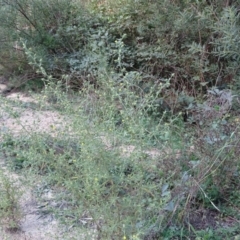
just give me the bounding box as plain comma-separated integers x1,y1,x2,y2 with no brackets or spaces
0,87,89,240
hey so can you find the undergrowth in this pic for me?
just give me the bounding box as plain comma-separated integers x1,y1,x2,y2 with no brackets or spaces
0,0,240,239
1,72,240,239
0,168,22,231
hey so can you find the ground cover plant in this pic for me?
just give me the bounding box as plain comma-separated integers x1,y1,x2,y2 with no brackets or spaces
0,168,22,231
1,0,240,239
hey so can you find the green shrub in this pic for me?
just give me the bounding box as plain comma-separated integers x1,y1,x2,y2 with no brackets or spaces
2,0,240,103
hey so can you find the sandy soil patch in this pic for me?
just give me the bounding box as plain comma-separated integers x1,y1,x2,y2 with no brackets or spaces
2,109,65,135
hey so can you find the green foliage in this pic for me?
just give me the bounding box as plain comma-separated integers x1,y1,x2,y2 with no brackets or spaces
1,0,240,238
1,68,240,238
1,0,240,99
0,95,174,238
0,169,22,231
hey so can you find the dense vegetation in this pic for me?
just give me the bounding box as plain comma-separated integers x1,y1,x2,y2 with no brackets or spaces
0,0,240,239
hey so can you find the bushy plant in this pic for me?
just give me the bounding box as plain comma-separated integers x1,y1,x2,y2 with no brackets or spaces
0,56,184,238
0,169,22,231
2,0,240,105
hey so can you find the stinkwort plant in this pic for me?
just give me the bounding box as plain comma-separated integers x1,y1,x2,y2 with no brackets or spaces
10,32,186,239
1,54,239,239
0,169,22,231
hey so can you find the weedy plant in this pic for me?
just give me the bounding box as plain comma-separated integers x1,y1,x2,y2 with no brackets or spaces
1,62,240,239
0,169,22,231
1,29,239,240
1,0,240,239
0,46,184,239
